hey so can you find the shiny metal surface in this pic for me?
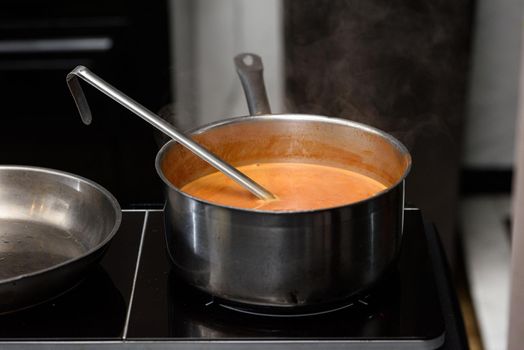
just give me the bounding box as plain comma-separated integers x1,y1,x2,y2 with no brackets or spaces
156,114,411,308
66,66,274,200
0,166,121,313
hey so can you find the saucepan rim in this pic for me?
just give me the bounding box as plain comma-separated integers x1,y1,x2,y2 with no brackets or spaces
155,113,412,215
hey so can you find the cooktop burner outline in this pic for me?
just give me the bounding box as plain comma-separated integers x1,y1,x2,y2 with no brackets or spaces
217,299,358,318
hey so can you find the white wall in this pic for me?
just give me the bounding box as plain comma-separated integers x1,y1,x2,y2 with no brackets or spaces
464,0,524,168
169,0,284,131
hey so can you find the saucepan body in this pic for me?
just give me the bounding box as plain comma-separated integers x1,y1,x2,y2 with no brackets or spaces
156,114,411,309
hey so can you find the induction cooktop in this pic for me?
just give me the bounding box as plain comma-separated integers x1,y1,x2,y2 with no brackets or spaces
0,208,468,349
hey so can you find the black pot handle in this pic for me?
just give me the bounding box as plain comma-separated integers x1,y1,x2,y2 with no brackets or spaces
234,53,272,116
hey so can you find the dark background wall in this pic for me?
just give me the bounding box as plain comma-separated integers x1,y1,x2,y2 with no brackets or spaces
284,0,474,264
0,0,171,208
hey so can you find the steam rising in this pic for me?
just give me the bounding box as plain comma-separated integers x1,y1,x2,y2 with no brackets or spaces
284,0,470,150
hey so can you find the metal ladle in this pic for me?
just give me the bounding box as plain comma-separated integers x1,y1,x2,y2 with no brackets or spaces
66,66,275,200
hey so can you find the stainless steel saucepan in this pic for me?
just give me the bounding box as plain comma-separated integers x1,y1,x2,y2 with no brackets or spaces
0,166,121,313
156,54,411,309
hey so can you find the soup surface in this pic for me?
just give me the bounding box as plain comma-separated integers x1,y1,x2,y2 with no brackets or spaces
180,162,387,211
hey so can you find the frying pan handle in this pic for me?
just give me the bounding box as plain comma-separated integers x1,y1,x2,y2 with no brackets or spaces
234,53,272,116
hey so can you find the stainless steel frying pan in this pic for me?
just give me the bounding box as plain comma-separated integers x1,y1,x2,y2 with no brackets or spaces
0,166,121,313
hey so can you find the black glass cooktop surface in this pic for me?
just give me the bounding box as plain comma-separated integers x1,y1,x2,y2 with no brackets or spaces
0,211,145,339
0,209,466,349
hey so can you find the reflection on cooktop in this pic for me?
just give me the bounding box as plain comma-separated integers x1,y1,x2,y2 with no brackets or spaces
166,270,401,338
0,266,126,338
0,211,145,339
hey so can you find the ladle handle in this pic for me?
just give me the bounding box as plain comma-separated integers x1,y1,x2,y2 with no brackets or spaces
66,66,275,201
234,53,272,116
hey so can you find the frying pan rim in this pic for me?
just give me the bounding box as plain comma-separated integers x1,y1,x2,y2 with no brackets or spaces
155,113,412,215
0,165,122,284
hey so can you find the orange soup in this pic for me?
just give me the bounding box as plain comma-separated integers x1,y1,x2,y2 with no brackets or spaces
180,162,387,211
